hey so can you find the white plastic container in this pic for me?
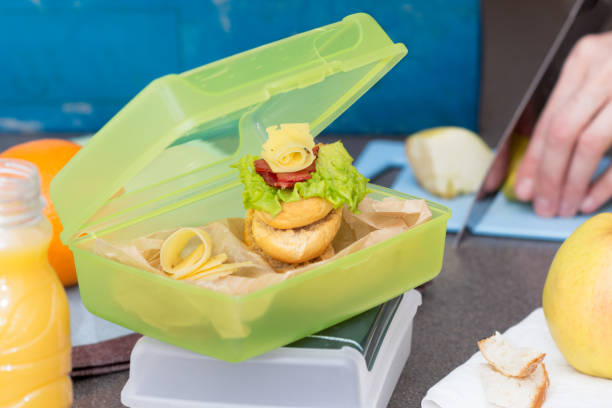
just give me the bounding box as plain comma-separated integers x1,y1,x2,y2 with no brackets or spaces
121,290,421,408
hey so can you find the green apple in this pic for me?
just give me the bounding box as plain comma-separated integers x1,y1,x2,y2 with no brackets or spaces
543,213,612,378
501,133,530,201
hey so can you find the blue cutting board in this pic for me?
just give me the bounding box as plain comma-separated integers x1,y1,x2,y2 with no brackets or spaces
355,140,612,241
354,140,469,232
67,286,133,347
473,157,612,241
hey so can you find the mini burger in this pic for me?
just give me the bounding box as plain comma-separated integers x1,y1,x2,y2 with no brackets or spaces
234,123,368,271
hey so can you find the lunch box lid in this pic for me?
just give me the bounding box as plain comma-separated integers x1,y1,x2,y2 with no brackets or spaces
50,13,407,243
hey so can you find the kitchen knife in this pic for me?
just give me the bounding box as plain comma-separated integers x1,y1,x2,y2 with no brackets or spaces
456,0,611,246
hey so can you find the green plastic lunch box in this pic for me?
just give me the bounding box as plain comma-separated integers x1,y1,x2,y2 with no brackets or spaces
51,13,450,362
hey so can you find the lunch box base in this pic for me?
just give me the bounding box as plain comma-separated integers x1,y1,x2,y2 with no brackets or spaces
121,290,422,408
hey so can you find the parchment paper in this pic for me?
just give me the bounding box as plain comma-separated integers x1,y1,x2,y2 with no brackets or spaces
93,197,432,295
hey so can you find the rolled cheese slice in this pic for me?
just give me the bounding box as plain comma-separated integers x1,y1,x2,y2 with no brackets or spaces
262,123,315,173
160,228,213,278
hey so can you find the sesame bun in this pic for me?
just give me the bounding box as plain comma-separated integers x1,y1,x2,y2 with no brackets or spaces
244,207,342,265
255,197,333,230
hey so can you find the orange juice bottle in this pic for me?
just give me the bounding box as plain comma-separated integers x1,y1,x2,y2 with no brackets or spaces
0,159,72,407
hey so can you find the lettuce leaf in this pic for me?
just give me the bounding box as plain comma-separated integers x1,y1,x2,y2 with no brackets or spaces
233,141,369,216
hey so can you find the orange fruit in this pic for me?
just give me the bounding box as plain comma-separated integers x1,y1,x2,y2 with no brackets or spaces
1,139,82,287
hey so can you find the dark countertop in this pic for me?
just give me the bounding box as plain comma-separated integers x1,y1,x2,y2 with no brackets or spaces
0,132,559,407
391,235,559,406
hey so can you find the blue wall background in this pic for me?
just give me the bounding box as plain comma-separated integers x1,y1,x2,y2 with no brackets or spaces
0,0,480,134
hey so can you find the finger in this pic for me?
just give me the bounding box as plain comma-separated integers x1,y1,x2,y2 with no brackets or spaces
580,164,612,214
559,102,612,216
514,37,591,201
513,133,544,201
532,77,609,217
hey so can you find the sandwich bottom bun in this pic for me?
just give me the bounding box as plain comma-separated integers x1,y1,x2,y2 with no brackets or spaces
254,197,333,229
244,208,341,267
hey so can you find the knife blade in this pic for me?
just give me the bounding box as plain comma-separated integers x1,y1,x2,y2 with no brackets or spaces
455,0,611,246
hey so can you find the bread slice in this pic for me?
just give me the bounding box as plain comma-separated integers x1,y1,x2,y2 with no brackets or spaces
478,362,549,408
478,332,545,378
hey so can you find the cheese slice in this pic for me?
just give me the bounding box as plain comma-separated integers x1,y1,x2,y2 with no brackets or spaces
192,262,254,281
159,227,251,282
178,253,228,280
262,123,315,173
160,228,213,277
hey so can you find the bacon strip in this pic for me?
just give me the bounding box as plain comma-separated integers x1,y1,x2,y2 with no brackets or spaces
255,146,319,189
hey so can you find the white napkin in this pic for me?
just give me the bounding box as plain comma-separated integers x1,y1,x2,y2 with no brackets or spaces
422,308,612,408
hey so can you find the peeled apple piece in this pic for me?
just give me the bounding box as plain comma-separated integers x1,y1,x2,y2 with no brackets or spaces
405,127,493,199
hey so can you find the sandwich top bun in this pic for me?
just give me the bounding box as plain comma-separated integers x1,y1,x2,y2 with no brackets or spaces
251,207,342,264
254,197,333,230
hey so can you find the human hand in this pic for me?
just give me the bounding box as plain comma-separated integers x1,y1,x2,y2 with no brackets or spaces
514,32,612,217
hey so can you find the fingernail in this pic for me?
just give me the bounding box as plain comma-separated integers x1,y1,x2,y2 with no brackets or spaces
581,196,595,213
559,202,576,217
515,178,533,200
535,197,554,217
